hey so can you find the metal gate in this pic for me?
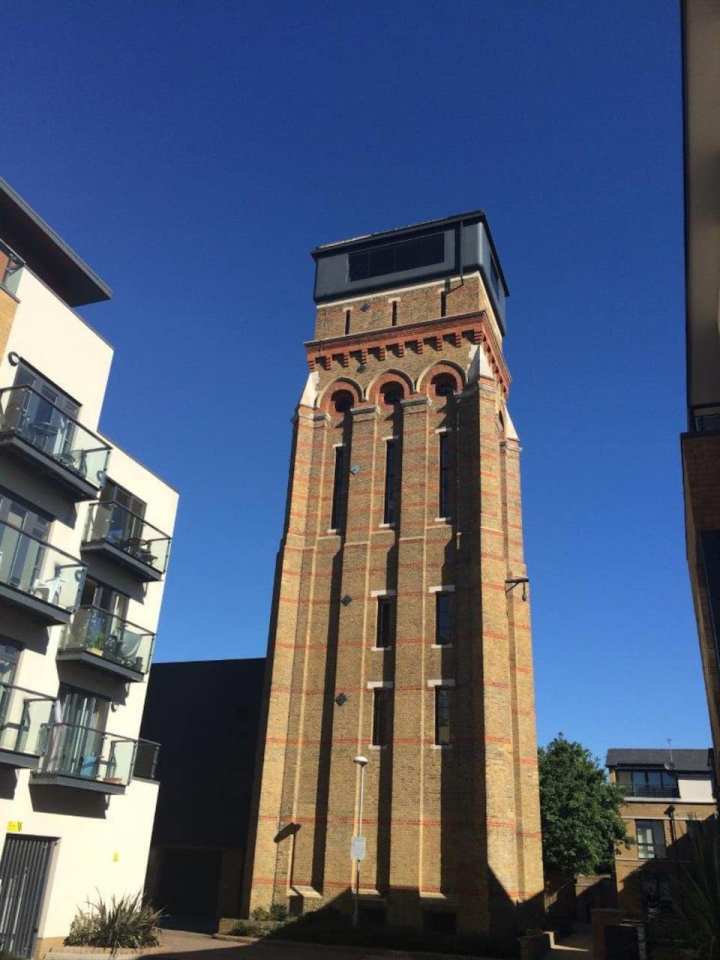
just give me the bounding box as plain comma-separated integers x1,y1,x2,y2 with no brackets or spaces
0,835,55,958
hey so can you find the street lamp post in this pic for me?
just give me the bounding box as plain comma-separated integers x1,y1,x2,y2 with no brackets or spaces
352,754,368,928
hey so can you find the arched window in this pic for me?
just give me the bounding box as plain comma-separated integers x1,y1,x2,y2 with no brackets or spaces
331,389,354,414
431,373,457,398
380,382,404,407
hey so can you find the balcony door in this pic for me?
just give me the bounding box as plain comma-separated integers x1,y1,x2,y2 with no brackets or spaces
12,363,80,461
99,481,146,546
54,686,108,780
0,493,50,593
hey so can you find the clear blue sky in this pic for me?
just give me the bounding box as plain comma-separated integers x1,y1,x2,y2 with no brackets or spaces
3,0,706,762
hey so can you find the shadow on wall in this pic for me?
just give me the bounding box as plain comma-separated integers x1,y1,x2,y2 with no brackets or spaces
221,881,545,959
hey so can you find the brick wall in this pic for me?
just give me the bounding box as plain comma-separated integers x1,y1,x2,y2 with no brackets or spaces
244,281,543,938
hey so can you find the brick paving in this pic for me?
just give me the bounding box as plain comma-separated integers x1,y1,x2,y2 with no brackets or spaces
144,930,502,960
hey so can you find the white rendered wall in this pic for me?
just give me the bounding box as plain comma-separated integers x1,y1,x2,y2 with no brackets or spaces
678,773,715,803
0,262,177,942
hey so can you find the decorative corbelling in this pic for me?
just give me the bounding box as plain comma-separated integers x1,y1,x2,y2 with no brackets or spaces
305,310,509,395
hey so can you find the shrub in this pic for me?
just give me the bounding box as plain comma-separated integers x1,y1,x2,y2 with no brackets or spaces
269,903,288,922
250,906,271,921
64,892,162,953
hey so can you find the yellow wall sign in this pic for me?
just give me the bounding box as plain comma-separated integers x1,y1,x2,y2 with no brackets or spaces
112,851,120,862
6,821,22,833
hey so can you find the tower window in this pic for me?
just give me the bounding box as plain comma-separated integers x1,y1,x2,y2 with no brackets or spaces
376,596,395,648
391,301,398,326
383,440,398,525
439,433,451,519
372,688,391,746
435,687,451,745
380,382,404,407
435,592,454,646
348,233,444,282
440,290,447,317
432,373,456,398
331,389,354,414
344,309,351,335
331,446,345,531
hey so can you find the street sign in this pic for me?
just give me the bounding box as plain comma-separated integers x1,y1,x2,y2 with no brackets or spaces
351,836,366,861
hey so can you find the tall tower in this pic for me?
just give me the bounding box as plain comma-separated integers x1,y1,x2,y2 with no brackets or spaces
245,211,543,939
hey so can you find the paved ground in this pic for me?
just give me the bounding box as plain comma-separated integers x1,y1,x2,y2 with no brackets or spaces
144,929,507,960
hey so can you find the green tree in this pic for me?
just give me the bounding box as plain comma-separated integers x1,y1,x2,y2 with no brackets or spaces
539,734,628,878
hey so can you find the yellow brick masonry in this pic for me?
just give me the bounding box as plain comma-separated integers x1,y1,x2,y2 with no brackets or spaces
243,281,543,938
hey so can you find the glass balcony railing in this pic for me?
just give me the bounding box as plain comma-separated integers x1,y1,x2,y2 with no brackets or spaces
83,501,171,576
0,386,111,489
60,606,154,676
0,519,86,615
0,684,54,758
133,739,160,780
34,722,137,790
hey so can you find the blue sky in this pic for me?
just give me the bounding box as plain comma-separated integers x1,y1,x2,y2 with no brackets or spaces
3,0,705,762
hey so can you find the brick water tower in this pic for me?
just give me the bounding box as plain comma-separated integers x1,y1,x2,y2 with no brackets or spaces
244,211,543,939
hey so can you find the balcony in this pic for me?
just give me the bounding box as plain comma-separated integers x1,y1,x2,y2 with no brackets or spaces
0,684,54,769
620,784,680,800
0,386,111,501
31,722,139,794
0,519,86,624
58,605,154,681
82,501,171,582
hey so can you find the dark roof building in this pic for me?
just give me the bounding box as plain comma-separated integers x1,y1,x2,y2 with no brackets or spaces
606,748,713,773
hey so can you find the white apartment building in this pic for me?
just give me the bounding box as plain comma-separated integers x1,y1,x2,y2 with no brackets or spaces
0,177,178,957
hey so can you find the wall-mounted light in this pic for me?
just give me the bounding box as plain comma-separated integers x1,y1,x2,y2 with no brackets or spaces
505,577,529,601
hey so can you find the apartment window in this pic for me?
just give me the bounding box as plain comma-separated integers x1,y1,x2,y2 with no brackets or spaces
616,768,679,798
14,362,80,419
636,820,666,860
372,688,391,746
435,687,451,745
330,446,346,531
376,596,395,648
439,433,451,518
383,440,398,525
435,592,454,646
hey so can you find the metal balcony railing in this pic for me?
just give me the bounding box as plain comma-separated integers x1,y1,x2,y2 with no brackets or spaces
60,606,154,676
0,385,111,488
0,518,86,614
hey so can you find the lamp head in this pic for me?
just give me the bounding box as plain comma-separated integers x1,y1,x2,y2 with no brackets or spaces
353,755,369,768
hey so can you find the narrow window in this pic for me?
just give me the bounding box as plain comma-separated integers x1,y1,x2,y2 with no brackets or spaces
439,433,451,518
331,446,345,531
376,596,395,648
383,440,398,525
344,309,351,335
440,290,447,317
372,688,390,746
391,301,398,326
435,687,451,745
636,820,666,860
435,592,454,646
